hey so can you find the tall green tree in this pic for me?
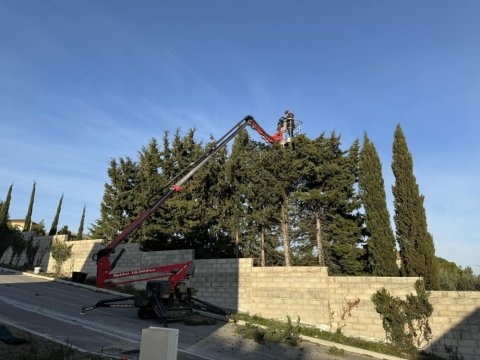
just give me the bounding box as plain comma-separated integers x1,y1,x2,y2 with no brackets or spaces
285,134,364,272
164,129,204,252
76,205,86,240
49,194,64,236
239,138,283,264
140,132,178,250
290,134,325,266
359,134,398,276
191,137,233,258
222,129,251,257
24,181,36,232
136,138,169,244
91,157,140,241
0,184,13,230
392,124,438,289
327,137,364,275
262,144,300,266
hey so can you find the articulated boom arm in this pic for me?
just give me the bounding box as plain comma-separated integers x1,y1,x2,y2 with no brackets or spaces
94,114,294,288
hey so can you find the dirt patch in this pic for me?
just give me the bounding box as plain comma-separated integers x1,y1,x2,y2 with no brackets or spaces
0,323,113,360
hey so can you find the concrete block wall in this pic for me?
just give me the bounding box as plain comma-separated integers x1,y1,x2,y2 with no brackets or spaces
427,291,480,360
190,258,251,309
242,266,331,327
232,264,479,360
47,239,104,275
327,276,418,340
0,234,53,270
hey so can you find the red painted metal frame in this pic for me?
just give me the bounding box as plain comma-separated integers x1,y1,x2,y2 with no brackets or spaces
101,260,194,288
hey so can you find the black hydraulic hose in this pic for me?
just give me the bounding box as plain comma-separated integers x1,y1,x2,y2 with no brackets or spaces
110,248,126,270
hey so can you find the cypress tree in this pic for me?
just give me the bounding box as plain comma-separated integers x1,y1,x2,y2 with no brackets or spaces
0,184,13,230
24,181,36,232
49,194,63,236
392,124,438,289
76,205,86,240
359,133,398,276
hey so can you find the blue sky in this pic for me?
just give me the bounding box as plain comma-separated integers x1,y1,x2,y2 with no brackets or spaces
1,1,479,271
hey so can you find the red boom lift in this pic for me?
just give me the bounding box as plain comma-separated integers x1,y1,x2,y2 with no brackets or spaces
81,113,298,324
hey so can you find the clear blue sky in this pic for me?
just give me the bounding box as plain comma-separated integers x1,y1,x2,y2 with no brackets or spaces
1,1,479,271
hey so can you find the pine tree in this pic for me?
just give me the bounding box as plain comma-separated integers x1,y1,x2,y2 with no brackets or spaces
323,135,364,275
91,157,140,241
141,131,176,249
294,134,330,266
160,130,176,181
329,136,365,275
23,181,36,232
291,134,365,272
223,129,255,258
193,137,233,258
392,124,439,289
137,138,168,244
261,144,299,266
0,184,13,230
359,134,398,276
49,194,64,236
76,205,86,240
166,129,203,252
226,133,283,264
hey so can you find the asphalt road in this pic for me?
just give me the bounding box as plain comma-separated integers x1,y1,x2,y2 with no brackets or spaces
0,269,375,360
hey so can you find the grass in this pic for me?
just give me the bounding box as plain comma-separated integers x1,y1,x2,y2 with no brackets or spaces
328,346,345,356
229,313,445,359
234,317,301,346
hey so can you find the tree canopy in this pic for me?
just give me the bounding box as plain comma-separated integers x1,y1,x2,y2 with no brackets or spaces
89,122,439,279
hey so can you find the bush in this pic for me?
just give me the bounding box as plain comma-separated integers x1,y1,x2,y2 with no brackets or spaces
371,280,433,356
51,239,73,276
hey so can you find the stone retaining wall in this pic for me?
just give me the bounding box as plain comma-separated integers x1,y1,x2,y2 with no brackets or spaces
1,235,479,359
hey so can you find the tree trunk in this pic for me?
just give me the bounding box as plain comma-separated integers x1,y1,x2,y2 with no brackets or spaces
260,229,266,267
281,198,291,266
316,212,325,266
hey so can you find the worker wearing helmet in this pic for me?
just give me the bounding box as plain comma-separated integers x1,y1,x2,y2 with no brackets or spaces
285,110,295,139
